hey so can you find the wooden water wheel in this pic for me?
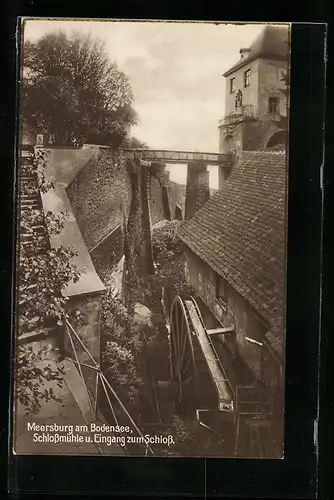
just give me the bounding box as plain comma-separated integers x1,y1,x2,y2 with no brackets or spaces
169,295,198,413
167,295,278,457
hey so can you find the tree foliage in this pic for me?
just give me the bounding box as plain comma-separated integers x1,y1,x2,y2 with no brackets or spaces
22,31,137,147
153,415,214,456
17,343,65,414
100,287,142,403
19,149,81,334
141,221,192,314
122,136,149,149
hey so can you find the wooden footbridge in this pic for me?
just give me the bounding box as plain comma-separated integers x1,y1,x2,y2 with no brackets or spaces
123,148,234,166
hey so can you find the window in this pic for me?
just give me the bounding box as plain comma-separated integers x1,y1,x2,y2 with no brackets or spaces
216,274,227,309
268,97,279,114
244,69,251,87
230,77,235,93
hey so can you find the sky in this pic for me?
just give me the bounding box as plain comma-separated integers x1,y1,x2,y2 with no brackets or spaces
23,19,265,186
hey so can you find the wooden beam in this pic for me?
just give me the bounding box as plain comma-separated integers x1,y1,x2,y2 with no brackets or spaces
185,300,234,410
207,326,235,335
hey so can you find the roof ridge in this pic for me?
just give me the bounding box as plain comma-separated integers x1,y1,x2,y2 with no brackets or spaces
242,150,286,154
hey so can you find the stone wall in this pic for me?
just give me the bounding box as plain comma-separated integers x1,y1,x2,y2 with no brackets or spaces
66,148,173,248
90,225,124,283
257,58,288,121
150,175,166,225
66,147,186,284
66,148,131,251
242,119,281,151
219,118,285,155
185,162,210,220
169,181,186,219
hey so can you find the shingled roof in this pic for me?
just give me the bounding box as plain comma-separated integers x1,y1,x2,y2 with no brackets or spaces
223,24,290,77
178,150,287,359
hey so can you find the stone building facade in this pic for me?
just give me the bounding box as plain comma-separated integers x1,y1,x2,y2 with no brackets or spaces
219,24,290,154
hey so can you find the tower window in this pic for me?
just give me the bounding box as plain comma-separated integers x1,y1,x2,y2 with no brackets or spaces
244,69,251,87
230,77,235,93
269,97,279,114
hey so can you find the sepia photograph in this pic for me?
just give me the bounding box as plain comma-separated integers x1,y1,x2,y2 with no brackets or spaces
13,19,290,458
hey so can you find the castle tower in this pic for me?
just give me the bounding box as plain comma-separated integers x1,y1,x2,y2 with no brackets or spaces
218,24,290,155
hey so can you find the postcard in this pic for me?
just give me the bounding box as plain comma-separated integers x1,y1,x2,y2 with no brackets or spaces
13,18,290,458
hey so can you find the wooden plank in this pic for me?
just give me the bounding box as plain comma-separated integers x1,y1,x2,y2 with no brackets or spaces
185,301,234,411
207,326,235,335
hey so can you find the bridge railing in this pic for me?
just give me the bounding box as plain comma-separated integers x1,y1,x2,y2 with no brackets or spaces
123,148,234,165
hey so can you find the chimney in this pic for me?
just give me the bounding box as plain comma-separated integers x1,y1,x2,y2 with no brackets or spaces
239,48,251,60
185,161,210,220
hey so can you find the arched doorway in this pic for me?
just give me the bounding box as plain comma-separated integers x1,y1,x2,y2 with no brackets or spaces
266,130,288,150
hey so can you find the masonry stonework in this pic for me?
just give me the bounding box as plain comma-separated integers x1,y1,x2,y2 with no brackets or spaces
66,147,185,282
90,225,124,283
185,161,210,220
66,149,132,251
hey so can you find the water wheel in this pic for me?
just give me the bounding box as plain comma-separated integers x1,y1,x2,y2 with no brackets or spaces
169,296,198,413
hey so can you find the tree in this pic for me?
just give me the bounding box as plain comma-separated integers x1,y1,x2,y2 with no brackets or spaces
122,136,149,149
22,31,137,147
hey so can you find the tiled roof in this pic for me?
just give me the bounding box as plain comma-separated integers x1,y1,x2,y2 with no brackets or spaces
178,150,287,358
265,324,284,362
223,24,289,77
